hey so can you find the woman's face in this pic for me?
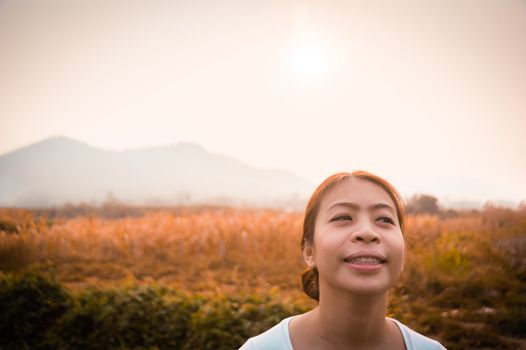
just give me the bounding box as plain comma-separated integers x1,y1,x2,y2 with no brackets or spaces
304,177,405,297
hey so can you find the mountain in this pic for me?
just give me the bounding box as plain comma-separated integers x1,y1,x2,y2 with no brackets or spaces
0,137,313,207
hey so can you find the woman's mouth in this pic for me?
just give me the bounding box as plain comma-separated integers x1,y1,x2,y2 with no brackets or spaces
343,252,387,271
344,256,384,265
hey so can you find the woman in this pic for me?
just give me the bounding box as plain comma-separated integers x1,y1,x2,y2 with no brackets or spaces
240,171,446,349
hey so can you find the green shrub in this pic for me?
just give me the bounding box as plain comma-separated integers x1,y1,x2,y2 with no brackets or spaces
2,269,523,350
493,303,526,337
56,286,198,350
183,293,306,350
0,271,308,349
0,269,71,350
440,321,515,350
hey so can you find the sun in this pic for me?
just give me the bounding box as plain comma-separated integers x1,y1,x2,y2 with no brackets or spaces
291,41,329,81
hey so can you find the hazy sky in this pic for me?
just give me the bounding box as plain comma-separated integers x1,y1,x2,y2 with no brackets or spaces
1,0,525,205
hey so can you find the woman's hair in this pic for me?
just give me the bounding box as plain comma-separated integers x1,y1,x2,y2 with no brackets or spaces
300,170,406,301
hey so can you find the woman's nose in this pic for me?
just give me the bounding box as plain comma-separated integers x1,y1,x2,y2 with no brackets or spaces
350,225,381,244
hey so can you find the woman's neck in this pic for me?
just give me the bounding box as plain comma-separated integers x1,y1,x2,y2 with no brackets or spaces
289,288,406,350
310,288,391,348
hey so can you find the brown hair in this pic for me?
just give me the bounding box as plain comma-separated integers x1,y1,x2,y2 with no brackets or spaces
300,170,406,301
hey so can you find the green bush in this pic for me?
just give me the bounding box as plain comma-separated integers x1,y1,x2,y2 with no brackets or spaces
183,293,305,350
56,286,198,350
2,270,522,350
0,269,71,350
440,321,516,350
0,272,305,349
53,289,116,350
493,301,526,337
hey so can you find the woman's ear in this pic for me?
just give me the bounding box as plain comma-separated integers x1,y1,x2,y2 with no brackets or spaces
303,242,316,268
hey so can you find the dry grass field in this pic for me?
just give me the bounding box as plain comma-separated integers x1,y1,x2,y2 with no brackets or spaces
0,207,306,296
1,204,525,349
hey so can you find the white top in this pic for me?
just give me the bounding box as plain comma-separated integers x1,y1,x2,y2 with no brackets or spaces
239,316,446,350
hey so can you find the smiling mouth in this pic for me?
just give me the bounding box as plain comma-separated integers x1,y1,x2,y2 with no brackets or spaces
344,257,384,264
343,253,387,265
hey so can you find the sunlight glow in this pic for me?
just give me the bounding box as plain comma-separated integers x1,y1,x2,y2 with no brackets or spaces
291,41,329,81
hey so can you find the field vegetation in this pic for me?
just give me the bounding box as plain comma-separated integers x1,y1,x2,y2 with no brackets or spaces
0,203,525,349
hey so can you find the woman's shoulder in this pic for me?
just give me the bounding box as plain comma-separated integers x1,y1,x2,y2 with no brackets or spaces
238,316,294,350
390,318,447,350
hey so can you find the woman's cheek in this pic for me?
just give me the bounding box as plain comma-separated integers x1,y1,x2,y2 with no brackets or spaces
313,229,340,265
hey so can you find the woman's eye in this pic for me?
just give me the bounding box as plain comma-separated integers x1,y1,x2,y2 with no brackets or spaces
377,216,395,225
331,215,352,222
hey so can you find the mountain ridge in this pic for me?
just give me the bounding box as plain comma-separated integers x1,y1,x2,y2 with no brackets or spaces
0,136,312,207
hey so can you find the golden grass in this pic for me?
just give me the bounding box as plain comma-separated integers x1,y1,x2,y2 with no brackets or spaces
0,206,523,308
0,208,308,298
1,206,525,292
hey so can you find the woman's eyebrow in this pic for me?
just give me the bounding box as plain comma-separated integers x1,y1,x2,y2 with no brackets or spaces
328,202,395,214
369,203,396,214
